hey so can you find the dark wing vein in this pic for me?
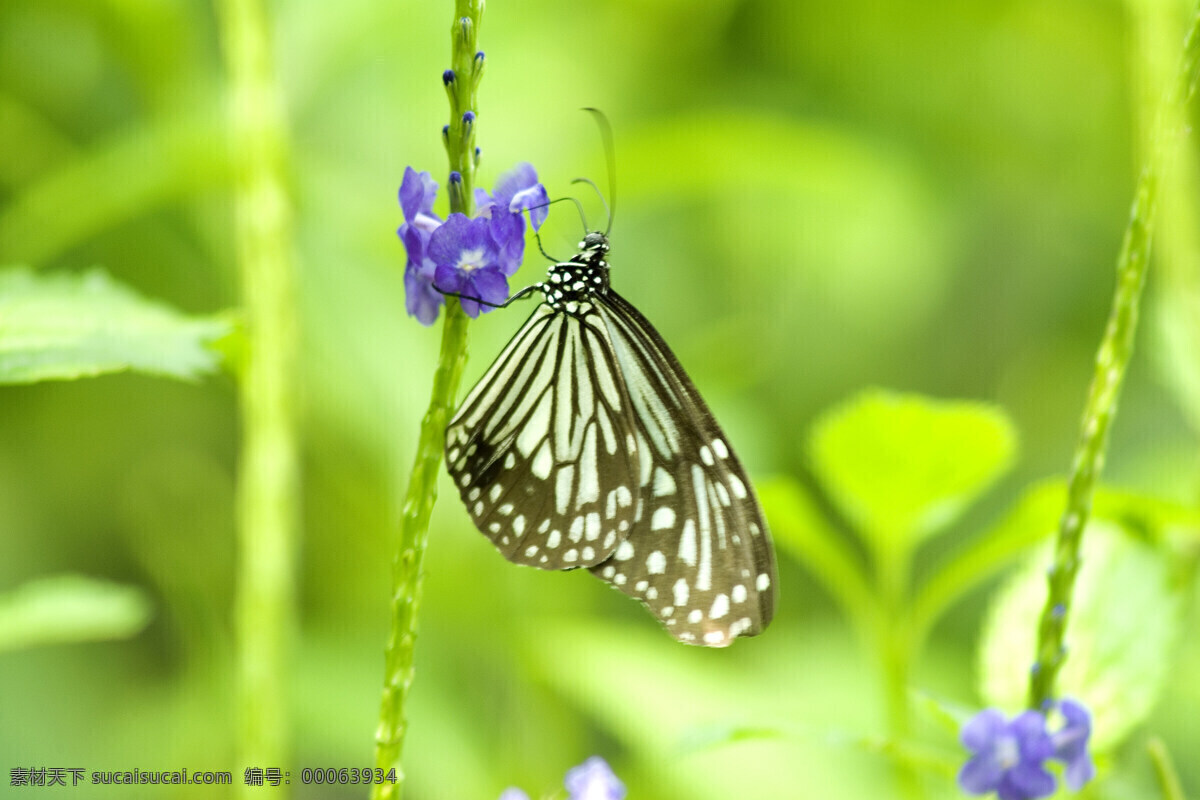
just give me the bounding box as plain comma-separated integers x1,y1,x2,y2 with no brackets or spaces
445,303,641,569
588,290,777,646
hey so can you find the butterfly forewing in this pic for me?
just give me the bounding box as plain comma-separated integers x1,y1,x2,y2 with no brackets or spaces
446,303,641,568
588,291,776,646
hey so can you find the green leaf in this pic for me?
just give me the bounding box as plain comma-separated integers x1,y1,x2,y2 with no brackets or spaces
0,266,232,384
912,480,1065,641
977,521,1183,751
0,574,153,652
808,389,1017,551
758,476,875,637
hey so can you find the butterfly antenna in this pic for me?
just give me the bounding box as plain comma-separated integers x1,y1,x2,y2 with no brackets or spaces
581,107,616,234
570,177,610,233
524,195,590,254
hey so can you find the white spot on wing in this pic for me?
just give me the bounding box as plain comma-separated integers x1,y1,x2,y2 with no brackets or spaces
531,441,553,480
678,519,697,566
673,578,689,607
710,594,729,619
653,467,676,496
615,540,634,561
577,424,600,507
651,507,676,531
646,550,666,574
757,573,771,591
555,465,574,515
712,439,729,459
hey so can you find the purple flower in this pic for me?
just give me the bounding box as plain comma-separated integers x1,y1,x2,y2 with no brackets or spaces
398,168,445,325
474,162,551,275
428,214,509,318
499,756,624,800
397,163,547,325
1051,699,1095,791
564,757,625,800
958,709,1056,800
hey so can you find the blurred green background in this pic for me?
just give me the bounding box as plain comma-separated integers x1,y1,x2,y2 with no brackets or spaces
2,0,1199,798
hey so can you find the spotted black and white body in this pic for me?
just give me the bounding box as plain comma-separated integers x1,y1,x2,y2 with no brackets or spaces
445,231,777,646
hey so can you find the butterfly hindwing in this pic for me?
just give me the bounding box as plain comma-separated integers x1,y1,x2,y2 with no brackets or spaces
445,303,641,569
587,291,777,646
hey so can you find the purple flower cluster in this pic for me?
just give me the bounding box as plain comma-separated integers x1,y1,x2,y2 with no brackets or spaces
398,163,548,325
501,756,624,800
959,699,1096,800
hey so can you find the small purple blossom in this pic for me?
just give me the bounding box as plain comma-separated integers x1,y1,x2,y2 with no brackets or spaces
958,709,1056,800
398,168,445,325
564,757,625,800
500,757,623,800
958,701,1097,799
1051,699,1095,790
428,214,508,318
396,163,547,325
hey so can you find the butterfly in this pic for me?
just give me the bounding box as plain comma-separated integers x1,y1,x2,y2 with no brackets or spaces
444,229,777,646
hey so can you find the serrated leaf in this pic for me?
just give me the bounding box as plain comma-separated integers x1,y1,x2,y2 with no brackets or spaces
978,522,1182,751
808,389,1016,552
0,266,231,384
0,574,153,652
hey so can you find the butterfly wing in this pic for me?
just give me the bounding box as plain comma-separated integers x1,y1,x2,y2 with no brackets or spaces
445,302,642,569
588,290,777,646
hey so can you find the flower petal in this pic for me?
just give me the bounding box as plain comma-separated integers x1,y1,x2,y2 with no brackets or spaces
1062,750,1096,791
961,709,1006,752
467,266,510,309
399,167,439,223
564,756,625,800
428,213,487,267
498,789,530,800
1011,711,1054,761
510,183,551,230
474,186,495,214
1003,760,1056,800
404,262,444,326
433,265,465,296
400,225,429,272
491,162,540,207
488,211,526,276
958,753,1004,794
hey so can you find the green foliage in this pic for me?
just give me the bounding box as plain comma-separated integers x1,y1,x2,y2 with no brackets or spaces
808,388,1017,552
979,516,1188,752
3,1,1200,798
0,267,232,384
0,575,152,652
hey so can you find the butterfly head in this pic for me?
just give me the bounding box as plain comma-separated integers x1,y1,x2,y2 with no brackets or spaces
577,231,610,262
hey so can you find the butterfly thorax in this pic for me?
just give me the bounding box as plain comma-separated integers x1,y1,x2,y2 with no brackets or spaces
540,231,610,313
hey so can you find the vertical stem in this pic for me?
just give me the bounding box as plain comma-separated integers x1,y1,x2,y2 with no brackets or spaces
1027,4,1200,710
371,2,484,797
877,541,920,799
215,0,300,791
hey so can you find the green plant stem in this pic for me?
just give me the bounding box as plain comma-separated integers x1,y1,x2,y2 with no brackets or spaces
1148,737,1189,800
876,540,921,799
1027,3,1200,710
215,0,300,792
371,2,483,797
